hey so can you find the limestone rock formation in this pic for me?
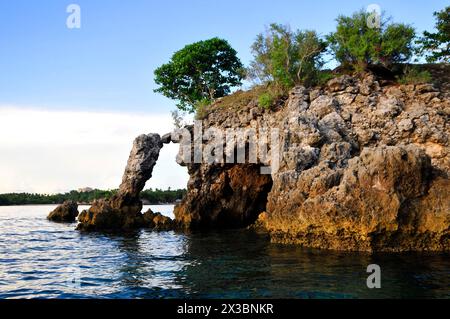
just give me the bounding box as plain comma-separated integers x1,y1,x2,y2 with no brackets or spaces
77,134,164,231
143,209,174,231
47,200,79,222
264,145,448,251
173,67,450,252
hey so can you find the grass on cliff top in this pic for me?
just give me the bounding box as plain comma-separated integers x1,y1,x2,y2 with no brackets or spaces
195,71,339,120
397,67,432,85
195,85,267,120
414,63,450,89
215,85,267,110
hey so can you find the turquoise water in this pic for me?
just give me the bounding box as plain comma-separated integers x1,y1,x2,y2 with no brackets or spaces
0,205,449,299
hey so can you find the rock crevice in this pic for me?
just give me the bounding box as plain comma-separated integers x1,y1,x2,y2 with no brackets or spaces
174,163,273,229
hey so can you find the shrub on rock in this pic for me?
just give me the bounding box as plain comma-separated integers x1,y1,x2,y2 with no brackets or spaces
327,10,415,71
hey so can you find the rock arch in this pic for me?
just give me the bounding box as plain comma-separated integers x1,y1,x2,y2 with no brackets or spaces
77,133,168,231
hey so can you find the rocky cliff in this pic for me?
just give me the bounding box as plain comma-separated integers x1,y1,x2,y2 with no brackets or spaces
173,67,450,252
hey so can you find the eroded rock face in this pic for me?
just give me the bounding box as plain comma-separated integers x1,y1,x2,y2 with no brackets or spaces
77,134,163,231
174,164,272,229
173,69,450,252
264,145,449,251
48,200,79,222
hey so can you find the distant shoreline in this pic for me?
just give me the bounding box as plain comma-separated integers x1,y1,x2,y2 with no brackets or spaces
0,202,178,207
0,189,186,207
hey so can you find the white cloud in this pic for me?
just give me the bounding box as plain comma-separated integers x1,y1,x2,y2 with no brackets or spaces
0,106,189,193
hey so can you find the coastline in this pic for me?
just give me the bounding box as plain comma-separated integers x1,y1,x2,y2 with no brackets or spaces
0,202,178,207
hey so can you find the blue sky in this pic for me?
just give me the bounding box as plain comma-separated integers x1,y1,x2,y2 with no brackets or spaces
0,0,447,193
0,0,447,113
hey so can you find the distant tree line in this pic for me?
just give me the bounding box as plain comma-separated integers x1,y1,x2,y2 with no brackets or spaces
0,188,186,206
140,188,186,204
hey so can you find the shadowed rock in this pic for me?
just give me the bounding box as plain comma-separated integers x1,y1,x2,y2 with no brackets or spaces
143,209,174,231
77,134,165,231
174,164,273,229
161,133,172,144
47,200,79,222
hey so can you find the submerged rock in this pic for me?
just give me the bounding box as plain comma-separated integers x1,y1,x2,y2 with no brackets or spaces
47,200,79,222
77,134,163,231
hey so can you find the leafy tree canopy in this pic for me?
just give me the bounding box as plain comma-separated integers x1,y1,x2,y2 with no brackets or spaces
0,189,186,206
154,38,244,113
248,24,327,89
417,6,450,63
327,10,415,71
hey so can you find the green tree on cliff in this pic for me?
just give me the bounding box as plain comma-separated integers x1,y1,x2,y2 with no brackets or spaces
154,38,244,113
248,24,327,89
417,6,450,63
327,10,415,71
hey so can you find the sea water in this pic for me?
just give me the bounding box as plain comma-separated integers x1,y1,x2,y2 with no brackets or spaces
0,205,448,299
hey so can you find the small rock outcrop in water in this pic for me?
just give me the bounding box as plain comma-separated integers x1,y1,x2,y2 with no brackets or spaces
47,200,79,222
173,67,450,252
143,209,174,231
77,134,164,231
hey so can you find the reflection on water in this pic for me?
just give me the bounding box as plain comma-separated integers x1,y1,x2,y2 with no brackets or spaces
0,205,449,299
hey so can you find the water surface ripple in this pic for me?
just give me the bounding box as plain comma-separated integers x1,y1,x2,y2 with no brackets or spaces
0,205,448,299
